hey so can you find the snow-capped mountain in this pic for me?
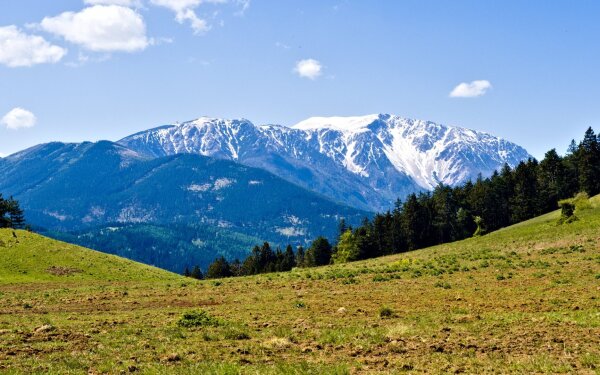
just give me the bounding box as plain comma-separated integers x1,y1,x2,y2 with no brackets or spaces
119,114,531,211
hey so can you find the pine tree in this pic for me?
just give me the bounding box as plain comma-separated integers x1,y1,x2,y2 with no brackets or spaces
538,149,566,211
183,267,191,277
295,246,305,267
306,237,332,266
578,127,600,195
190,265,204,279
0,194,10,228
206,256,232,279
280,245,296,271
7,197,25,229
510,159,540,223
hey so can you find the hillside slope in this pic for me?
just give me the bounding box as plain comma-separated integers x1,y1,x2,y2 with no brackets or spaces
0,197,598,373
0,229,179,284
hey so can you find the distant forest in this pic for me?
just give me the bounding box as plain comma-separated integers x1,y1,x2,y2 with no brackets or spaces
197,127,600,279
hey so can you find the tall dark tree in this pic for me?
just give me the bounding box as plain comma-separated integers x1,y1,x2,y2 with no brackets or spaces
306,237,332,266
7,198,25,229
0,195,25,229
538,149,566,211
578,127,600,195
295,246,305,267
190,265,204,280
206,256,232,278
510,159,540,223
280,245,296,271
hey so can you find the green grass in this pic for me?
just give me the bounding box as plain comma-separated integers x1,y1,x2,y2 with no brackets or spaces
0,229,179,284
0,195,599,373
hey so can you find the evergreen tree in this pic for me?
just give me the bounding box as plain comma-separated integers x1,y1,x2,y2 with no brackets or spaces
206,256,232,278
578,127,600,195
280,245,296,271
295,246,305,267
183,267,191,277
230,259,243,276
190,265,204,279
432,184,458,243
538,149,566,211
510,159,540,223
390,199,406,253
259,242,276,272
7,197,25,229
242,245,262,275
401,193,430,250
306,237,332,266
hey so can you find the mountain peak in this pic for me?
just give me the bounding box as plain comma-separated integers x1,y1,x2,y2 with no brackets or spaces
181,117,253,128
292,114,387,131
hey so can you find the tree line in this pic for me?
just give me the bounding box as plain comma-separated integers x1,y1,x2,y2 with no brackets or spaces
0,194,25,229
189,127,600,278
184,237,334,279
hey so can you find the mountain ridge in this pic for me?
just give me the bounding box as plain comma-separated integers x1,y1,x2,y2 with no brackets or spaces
119,114,531,211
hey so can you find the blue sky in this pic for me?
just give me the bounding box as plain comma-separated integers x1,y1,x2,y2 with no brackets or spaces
1,0,599,158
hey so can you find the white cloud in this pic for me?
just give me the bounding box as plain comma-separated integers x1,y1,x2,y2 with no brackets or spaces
294,58,322,80
1,108,37,130
449,80,492,98
0,25,67,67
150,0,246,34
175,8,210,33
40,5,149,52
150,0,211,33
84,0,141,6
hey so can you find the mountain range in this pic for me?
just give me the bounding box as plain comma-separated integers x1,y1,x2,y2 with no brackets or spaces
0,113,530,271
119,114,530,211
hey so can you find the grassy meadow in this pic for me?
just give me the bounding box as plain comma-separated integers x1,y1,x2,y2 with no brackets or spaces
0,196,599,374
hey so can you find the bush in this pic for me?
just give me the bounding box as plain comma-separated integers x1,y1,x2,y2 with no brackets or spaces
573,192,592,211
434,281,451,289
177,310,221,328
379,306,395,319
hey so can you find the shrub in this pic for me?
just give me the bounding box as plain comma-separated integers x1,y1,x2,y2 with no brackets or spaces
372,274,390,282
224,328,250,340
379,306,395,319
573,192,592,210
177,310,221,328
558,199,577,224
434,281,451,289
473,216,486,237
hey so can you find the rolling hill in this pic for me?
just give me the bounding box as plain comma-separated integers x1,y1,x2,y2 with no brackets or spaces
0,195,598,373
0,228,178,284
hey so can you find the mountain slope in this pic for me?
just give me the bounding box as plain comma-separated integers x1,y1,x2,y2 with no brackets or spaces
0,141,366,271
119,114,530,211
0,229,178,284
